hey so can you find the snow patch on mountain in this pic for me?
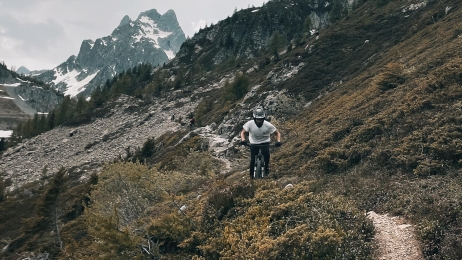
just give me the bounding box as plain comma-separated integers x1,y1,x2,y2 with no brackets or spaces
36,9,185,98
51,69,99,97
164,50,175,59
2,83,21,87
0,130,12,138
136,16,173,47
64,71,99,97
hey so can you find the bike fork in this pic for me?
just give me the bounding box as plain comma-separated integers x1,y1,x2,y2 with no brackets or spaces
254,155,265,178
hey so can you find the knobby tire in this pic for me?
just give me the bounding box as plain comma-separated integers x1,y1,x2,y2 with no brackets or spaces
255,156,264,179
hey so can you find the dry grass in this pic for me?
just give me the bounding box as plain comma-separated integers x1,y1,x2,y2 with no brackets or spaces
2,0,462,259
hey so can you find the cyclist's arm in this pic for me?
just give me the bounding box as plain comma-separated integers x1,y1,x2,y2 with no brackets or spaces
241,129,248,141
273,130,281,142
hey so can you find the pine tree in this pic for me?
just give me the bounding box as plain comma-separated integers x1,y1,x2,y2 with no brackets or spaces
0,138,5,152
56,96,72,125
222,73,250,102
32,113,40,136
329,0,345,23
304,17,312,33
75,95,87,116
269,31,286,58
47,111,56,130
39,113,47,132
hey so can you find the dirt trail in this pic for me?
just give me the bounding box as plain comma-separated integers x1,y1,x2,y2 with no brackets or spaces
367,211,424,260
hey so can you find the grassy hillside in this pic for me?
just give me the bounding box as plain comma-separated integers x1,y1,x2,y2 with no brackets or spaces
1,0,462,259
272,0,462,257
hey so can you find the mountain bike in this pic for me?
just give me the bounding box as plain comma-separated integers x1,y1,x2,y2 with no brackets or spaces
246,143,278,179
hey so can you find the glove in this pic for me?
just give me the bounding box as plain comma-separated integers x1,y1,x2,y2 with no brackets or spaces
240,140,248,146
275,141,282,147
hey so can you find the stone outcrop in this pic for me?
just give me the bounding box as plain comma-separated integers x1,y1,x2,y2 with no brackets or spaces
174,0,349,69
0,66,62,130
14,85,62,112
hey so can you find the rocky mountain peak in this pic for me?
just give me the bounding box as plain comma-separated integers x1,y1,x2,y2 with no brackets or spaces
157,9,181,32
16,66,30,75
119,15,132,27
137,9,162,21
36,8,185,97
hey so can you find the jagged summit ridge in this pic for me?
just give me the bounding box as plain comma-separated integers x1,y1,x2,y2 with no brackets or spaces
37,9,185,97
119,15,132,27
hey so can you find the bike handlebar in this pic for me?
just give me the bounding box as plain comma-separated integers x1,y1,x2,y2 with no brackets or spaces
242,142,281,147
247,143,271,147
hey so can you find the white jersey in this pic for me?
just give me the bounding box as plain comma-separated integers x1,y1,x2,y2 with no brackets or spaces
243,120,277,144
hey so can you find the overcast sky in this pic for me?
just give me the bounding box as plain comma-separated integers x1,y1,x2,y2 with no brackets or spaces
0,0,266,71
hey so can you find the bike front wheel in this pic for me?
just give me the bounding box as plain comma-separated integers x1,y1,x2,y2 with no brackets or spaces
254,156,264,178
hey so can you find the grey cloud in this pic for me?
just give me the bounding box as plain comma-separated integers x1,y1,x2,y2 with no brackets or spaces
0,15,66,52
0,0,267,70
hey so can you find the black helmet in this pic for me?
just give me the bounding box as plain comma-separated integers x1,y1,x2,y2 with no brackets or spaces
253,107,265,119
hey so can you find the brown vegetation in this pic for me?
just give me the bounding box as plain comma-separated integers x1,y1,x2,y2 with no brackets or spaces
2,0,462,259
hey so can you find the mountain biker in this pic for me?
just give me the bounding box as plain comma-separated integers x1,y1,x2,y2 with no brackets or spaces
240,107,281,179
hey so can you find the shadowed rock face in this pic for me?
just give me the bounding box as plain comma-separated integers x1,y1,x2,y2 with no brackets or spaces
0,84,62,130
0,86,28,131
1,66,62,131
37,9,186,97
175,0,333,70
13,85,62,113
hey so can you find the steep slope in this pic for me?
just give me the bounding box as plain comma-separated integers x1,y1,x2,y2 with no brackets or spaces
275,0,462,175
176,0,335,70
37,9,185,97
1,0,462,259
2,84,38,116
0,63,17,84
0,84,29,132
271,1,462,258
0,64,62,131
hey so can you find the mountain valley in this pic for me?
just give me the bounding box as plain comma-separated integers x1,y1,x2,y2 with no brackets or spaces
1,0,462,259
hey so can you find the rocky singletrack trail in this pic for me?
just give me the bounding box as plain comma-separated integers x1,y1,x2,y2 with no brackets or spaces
367,211,424,260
